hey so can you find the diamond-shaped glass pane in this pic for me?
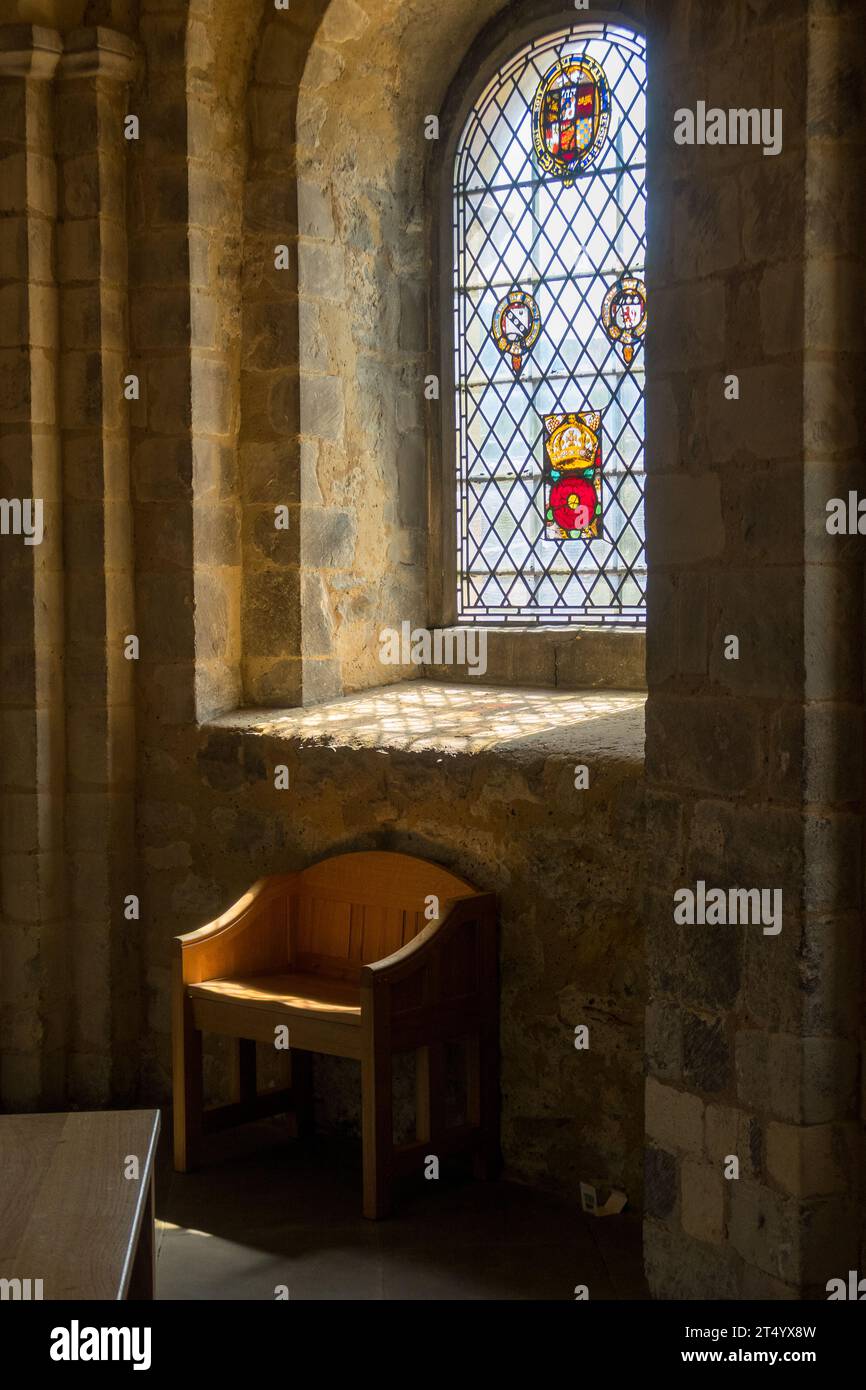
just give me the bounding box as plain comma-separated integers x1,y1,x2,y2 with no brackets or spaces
453,22,647,626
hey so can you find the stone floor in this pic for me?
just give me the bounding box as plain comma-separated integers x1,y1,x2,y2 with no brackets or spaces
155,1123,649,1301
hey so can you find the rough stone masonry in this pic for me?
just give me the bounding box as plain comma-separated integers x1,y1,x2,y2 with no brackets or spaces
0,0,863,1305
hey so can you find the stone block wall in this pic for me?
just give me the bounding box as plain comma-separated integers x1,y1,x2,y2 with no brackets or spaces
644,0,865,1297
128,0,198,742
240,0,322,709
802,0,866,1283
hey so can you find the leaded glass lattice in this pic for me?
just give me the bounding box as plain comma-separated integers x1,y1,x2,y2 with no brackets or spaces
452,23,647,625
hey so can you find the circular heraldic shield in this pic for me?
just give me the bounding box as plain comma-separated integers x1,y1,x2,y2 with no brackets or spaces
532,54,611,185
491,289,542,376
601,275,647,366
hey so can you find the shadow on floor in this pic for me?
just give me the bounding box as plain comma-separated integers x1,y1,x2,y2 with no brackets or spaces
156,1119,649,1301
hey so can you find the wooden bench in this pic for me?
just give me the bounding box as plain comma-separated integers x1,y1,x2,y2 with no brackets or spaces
0,1110,160,1300
172,850,499,1218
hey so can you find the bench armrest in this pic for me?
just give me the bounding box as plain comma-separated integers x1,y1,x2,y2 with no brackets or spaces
359,891,498,1056
360,892,497,985
176,873,298,985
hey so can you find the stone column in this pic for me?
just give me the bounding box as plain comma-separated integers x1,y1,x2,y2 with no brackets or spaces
800,0,866,1286
644,0,864,1299
241,3,323,710
128,0,200,1093
0,24,65,1108
56,25,138,1103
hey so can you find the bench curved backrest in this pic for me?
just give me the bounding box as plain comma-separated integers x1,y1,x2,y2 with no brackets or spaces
294,851,479,981
178,850,482,986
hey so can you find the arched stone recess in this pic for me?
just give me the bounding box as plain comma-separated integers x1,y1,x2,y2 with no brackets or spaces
240,0,510,708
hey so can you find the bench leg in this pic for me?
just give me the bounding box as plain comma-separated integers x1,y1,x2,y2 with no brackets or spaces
290,1050,314,1139
468,1032,500,1181
416,1041,445,1148
361,1049,392,1219
173,993,203,1172
237,1038,257,1107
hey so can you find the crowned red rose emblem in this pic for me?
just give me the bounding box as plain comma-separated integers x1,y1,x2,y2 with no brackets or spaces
549,475,596,531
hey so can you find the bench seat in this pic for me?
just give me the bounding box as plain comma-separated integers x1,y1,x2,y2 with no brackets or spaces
187,972,362,1023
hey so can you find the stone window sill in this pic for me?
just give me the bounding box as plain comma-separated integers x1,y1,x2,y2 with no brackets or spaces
418,625,646,692
204,680,646,765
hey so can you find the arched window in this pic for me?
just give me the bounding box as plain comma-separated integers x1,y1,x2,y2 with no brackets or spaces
447,21,646,627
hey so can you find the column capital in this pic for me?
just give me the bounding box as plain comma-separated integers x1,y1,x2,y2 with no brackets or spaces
59,26,137,82
0,25,62,80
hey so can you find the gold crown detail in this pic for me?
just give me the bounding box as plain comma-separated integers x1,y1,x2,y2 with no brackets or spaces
545,412,600,469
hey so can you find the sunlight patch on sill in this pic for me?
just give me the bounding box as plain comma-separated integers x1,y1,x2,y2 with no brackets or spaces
208,681,646,757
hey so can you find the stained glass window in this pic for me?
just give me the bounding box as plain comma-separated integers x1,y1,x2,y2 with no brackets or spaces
450,23,647,625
